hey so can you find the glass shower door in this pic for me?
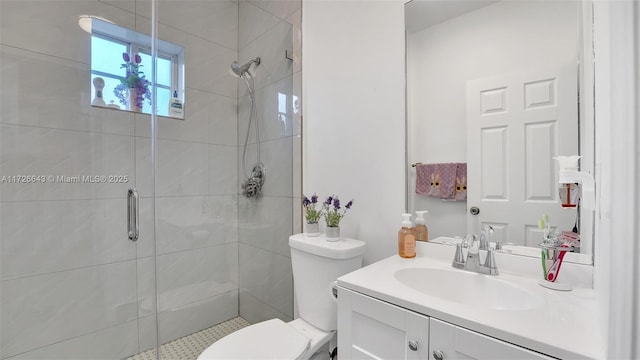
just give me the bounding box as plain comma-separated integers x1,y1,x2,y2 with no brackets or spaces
0,1,159,359
0,0,301,358
150,2,241,355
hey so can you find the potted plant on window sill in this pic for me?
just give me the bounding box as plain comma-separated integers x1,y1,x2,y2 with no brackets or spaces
114,52,151,112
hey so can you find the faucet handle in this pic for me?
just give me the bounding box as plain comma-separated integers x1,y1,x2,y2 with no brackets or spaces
452,243,465,269
483,248,499,275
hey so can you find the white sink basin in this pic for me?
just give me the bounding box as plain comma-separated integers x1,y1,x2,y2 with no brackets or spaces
394,267,543,311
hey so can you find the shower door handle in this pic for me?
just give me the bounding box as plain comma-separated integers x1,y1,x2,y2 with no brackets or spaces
128,188,139,241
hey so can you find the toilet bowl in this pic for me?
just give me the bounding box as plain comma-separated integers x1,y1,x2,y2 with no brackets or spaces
197,318,331,359
197,234,366,359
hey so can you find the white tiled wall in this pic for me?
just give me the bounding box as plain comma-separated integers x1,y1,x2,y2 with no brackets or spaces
0,0,244,359
237,0,301,324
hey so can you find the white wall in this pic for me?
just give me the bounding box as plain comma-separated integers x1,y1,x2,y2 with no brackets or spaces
302,0,406,265
593,0,640,357
406,1,578,238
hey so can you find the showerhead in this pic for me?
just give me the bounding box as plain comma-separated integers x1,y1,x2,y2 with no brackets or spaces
230,57,261,78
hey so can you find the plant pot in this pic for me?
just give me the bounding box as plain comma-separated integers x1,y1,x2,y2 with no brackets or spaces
325,226,340,241
128,88,141,112
304,222,320,237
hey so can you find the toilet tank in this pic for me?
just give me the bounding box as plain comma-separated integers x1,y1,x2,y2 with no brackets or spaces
289,234,366,332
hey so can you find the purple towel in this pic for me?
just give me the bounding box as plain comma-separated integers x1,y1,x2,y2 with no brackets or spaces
416,163,467,199
415,163,434,196
438,163,459,199
454,163,467,201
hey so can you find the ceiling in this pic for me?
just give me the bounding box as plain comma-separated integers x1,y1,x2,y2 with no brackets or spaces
405,0,500,33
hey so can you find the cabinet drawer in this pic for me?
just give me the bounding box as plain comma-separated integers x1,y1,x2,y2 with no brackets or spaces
429,318,554,360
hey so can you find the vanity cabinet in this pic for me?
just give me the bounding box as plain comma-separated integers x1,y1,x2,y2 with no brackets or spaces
337,287,429,359
338,288,552,360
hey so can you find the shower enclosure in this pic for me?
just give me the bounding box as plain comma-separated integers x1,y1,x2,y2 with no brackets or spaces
0,1,302,358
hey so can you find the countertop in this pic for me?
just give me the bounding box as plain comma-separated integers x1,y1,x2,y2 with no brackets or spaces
337,241,603,359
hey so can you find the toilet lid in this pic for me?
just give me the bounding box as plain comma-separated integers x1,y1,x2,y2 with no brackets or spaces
197,319,311,360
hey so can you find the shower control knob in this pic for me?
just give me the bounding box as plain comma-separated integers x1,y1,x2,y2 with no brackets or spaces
408,340,419,351
470,206,480,215
433,350,445,360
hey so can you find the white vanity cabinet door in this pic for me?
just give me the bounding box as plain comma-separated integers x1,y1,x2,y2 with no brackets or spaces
429,318,553,360
338,287,430,359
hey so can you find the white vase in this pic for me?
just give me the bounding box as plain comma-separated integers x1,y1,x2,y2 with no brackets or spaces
304,222,320,237
128,88,141,112
325,226,340,241
92,77,106,106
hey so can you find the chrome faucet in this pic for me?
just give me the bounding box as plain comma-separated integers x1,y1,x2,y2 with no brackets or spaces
452,232,499,275
478,225,494,250
464,234,483,273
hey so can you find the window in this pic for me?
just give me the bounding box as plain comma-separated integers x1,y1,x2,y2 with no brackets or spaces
90,19,185,118
278,92,289,134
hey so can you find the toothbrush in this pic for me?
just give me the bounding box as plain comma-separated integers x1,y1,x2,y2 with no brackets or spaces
541,250,547,278
538,217,548,278
542,214,550,241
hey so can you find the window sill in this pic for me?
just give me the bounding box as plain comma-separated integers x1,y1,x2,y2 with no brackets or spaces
91,103,184,120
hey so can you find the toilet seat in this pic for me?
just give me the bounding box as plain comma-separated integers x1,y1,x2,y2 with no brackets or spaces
197,319,311,360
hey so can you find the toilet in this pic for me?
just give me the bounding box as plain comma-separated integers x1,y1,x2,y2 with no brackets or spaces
197,233,366,360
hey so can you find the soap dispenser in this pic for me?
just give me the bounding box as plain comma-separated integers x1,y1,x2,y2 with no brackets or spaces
398,213,416,258
168,90,184,118
553,156,595,210
414,210,429,241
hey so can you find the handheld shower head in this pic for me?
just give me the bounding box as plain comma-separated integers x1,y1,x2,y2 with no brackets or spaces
230,57,261,78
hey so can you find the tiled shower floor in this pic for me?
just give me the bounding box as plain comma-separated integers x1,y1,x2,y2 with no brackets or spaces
126,317,250,360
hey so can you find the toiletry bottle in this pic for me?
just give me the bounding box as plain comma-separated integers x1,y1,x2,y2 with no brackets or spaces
414,210,429,241
168,90,183,118
398,213,416,258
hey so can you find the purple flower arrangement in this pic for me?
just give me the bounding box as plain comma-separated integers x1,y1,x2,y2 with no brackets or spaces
323,195,353,227
302,193,322,224
303,194,354,227
114,52,151,110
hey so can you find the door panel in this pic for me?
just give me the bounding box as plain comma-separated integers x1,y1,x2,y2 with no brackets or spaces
480,126,508,200
467,64,578,246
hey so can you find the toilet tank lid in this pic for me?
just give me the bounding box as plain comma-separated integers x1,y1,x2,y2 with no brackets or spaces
289,234,366,260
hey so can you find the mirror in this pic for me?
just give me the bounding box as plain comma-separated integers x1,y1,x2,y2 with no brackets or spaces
405,0,594,264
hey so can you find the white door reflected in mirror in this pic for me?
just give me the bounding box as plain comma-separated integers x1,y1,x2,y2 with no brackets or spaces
466,64,578,249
